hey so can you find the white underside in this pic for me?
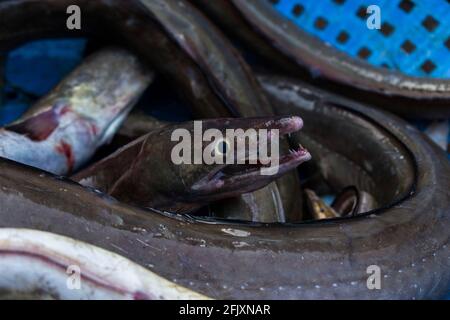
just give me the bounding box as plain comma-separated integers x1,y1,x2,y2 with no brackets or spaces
0,228,208,300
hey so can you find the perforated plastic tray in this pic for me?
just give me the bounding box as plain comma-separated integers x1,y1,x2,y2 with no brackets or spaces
270,0,450,78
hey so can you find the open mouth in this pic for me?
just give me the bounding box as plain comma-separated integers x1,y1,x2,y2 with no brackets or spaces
192,116,311,196
220,144,310,178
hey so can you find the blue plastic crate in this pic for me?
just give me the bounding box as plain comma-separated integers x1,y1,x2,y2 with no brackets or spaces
271,0,450,78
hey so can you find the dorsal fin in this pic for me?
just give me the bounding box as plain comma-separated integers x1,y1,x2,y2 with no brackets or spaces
5,108,59,141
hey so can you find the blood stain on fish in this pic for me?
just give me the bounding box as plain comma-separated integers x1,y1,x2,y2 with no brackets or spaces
55,140,75,173
90,123,98,136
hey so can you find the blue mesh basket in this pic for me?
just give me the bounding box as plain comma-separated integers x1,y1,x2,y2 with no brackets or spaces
270,0,450,78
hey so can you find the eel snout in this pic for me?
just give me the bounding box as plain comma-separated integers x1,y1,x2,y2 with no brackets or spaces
190,116,311,201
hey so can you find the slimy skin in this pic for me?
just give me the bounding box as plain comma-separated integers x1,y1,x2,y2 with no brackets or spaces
0,48,152,175
0,0,303,223
73,116,310,213
331,187,378,217
0,0,447,300
192,0,450,119
0,0,269,119
0,76,448,299
114,112,305,222
0,228,207,300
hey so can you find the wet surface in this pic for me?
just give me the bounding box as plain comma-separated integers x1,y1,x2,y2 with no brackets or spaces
1,39,448,156
0,38,448,298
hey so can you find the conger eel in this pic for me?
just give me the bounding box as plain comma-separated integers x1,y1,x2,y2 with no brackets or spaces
0,75,448,299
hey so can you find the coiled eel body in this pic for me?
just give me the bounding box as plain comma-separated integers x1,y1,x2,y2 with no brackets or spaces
0,0,265,118
191,0,450,119
72,115,310,213
0,0,305,223
0,48,152,175
0,228,207,299
0,75,448,299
